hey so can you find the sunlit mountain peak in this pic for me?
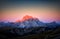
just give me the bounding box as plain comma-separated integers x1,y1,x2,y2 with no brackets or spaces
16,15,38,22
22,15,33,20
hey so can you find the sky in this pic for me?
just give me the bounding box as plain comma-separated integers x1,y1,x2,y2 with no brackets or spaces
0,0,60,23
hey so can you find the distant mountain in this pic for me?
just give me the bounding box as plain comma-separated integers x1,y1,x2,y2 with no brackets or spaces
46,21,60,28
16,15,47,28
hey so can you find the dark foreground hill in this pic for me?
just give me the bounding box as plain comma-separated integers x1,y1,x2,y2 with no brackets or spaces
0,26,60,39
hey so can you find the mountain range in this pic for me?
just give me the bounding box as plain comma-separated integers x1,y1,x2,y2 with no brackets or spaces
0,15,60,28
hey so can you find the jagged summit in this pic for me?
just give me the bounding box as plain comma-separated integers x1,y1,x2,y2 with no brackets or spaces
22,15,33,20
16,15,38,22
22,15,34,21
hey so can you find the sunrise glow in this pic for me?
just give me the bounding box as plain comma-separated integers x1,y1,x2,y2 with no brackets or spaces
0,1,60,23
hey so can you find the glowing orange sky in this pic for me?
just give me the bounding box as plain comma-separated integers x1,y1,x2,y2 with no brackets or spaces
0,6,60,22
